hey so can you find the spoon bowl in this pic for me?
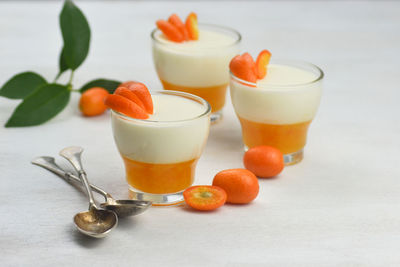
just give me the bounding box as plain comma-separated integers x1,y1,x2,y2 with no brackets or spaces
74,208,118,238
100,200,151,218
59,146,118,238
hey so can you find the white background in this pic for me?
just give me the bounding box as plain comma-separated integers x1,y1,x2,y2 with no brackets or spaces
1,1,400,266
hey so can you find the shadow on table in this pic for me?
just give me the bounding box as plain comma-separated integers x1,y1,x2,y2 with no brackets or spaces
70,226,106,248
115,216,137,230
180,204,220,214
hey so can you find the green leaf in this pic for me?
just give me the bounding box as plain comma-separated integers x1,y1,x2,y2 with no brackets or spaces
0,72,47,99
80,79,121,94
5,84,70,127
59,47,69,74
60,0,90,70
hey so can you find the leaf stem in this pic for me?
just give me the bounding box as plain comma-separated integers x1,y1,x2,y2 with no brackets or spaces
53,72,62,83
66,71,75,91
67,71,74,86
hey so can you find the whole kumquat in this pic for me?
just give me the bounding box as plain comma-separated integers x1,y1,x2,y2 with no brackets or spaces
212,169,259,204
79,87,109,116
243,146,284,178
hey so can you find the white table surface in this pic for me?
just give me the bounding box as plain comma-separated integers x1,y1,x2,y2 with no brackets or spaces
1,1,400,266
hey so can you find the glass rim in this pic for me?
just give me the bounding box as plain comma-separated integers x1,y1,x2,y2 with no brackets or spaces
151,23,242,49
111,90,211,124
230,60,324,89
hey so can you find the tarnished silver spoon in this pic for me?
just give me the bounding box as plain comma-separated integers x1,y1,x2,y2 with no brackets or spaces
59,146,118,238
32,156,151,218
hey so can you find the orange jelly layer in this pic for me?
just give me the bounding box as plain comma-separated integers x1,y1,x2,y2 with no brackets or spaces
161,80,227,112
238,117,312,154
122,156,198,194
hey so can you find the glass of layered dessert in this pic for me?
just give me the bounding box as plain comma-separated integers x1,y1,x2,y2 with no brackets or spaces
105,82,211,205
151,12,241,123
229,51,323,165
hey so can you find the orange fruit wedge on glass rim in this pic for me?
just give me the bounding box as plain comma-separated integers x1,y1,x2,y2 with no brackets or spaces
156,12,199,42
229,50,271,85
104,81,153,119
168,14,189,41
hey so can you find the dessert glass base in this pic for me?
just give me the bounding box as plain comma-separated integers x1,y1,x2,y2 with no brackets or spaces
244,146,304,166
129,187,184,206
211,110,223,124
283,149,304,165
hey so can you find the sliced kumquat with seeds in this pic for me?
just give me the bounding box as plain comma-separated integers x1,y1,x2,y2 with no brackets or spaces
212,169,259,204
183,185,227,211
168,14,189,40
114,87,146,110
185,12,199,40
255,50,272,79
126,82,154,114
104,94,149,119
156,20,184,43
229,53,258,84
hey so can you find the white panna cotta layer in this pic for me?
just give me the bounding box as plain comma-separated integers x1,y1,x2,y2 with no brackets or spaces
152,28,240,87
230,63,322,125
111,93,210,164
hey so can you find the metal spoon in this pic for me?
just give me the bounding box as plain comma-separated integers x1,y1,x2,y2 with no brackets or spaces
59,146,118,238
31,156,151,217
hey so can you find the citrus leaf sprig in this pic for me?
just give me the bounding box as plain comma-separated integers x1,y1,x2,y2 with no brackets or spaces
6,84,71,127
0,0,121,127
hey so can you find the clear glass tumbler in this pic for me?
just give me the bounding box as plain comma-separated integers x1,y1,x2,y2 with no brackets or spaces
111,91,211,205
151,24,241,123
230,60,323,165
